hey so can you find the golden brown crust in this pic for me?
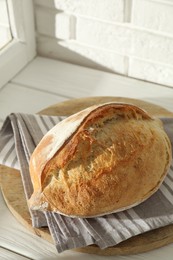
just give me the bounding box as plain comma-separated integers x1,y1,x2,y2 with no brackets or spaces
28,103,172,217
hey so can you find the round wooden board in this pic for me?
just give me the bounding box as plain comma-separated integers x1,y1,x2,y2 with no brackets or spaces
1,96,173,256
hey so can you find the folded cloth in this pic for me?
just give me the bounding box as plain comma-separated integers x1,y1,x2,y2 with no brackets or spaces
0,113,173,253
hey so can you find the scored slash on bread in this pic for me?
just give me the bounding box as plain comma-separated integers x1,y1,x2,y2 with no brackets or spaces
28,102,172,218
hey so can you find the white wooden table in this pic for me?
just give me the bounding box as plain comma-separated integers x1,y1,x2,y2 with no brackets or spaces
0,57,173,259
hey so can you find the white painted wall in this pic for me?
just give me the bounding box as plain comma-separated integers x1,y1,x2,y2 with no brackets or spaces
34,0,173,87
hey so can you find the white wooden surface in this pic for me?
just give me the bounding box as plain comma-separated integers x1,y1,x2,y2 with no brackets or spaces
0,57,173,259
0,83,67,121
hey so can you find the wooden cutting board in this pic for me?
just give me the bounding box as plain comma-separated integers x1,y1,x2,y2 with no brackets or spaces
1,96,173,256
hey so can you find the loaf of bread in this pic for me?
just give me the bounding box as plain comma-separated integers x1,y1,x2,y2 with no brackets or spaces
28,103,172,218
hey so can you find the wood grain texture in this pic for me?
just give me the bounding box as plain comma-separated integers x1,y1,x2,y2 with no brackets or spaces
12,57,173,112
0,247,29,260
40,96,173,117
0,83,68,121
0,165,52,244
1,96,173,256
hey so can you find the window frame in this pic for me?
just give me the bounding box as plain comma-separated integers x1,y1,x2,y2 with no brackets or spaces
0,0,36,88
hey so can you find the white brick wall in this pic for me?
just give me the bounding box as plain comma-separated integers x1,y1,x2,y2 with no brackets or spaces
129,58,173,87
132,0,173,34
34,0,173,87
35,0,124,22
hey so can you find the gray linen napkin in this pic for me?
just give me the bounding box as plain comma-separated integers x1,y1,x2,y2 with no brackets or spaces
0,113,173,253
